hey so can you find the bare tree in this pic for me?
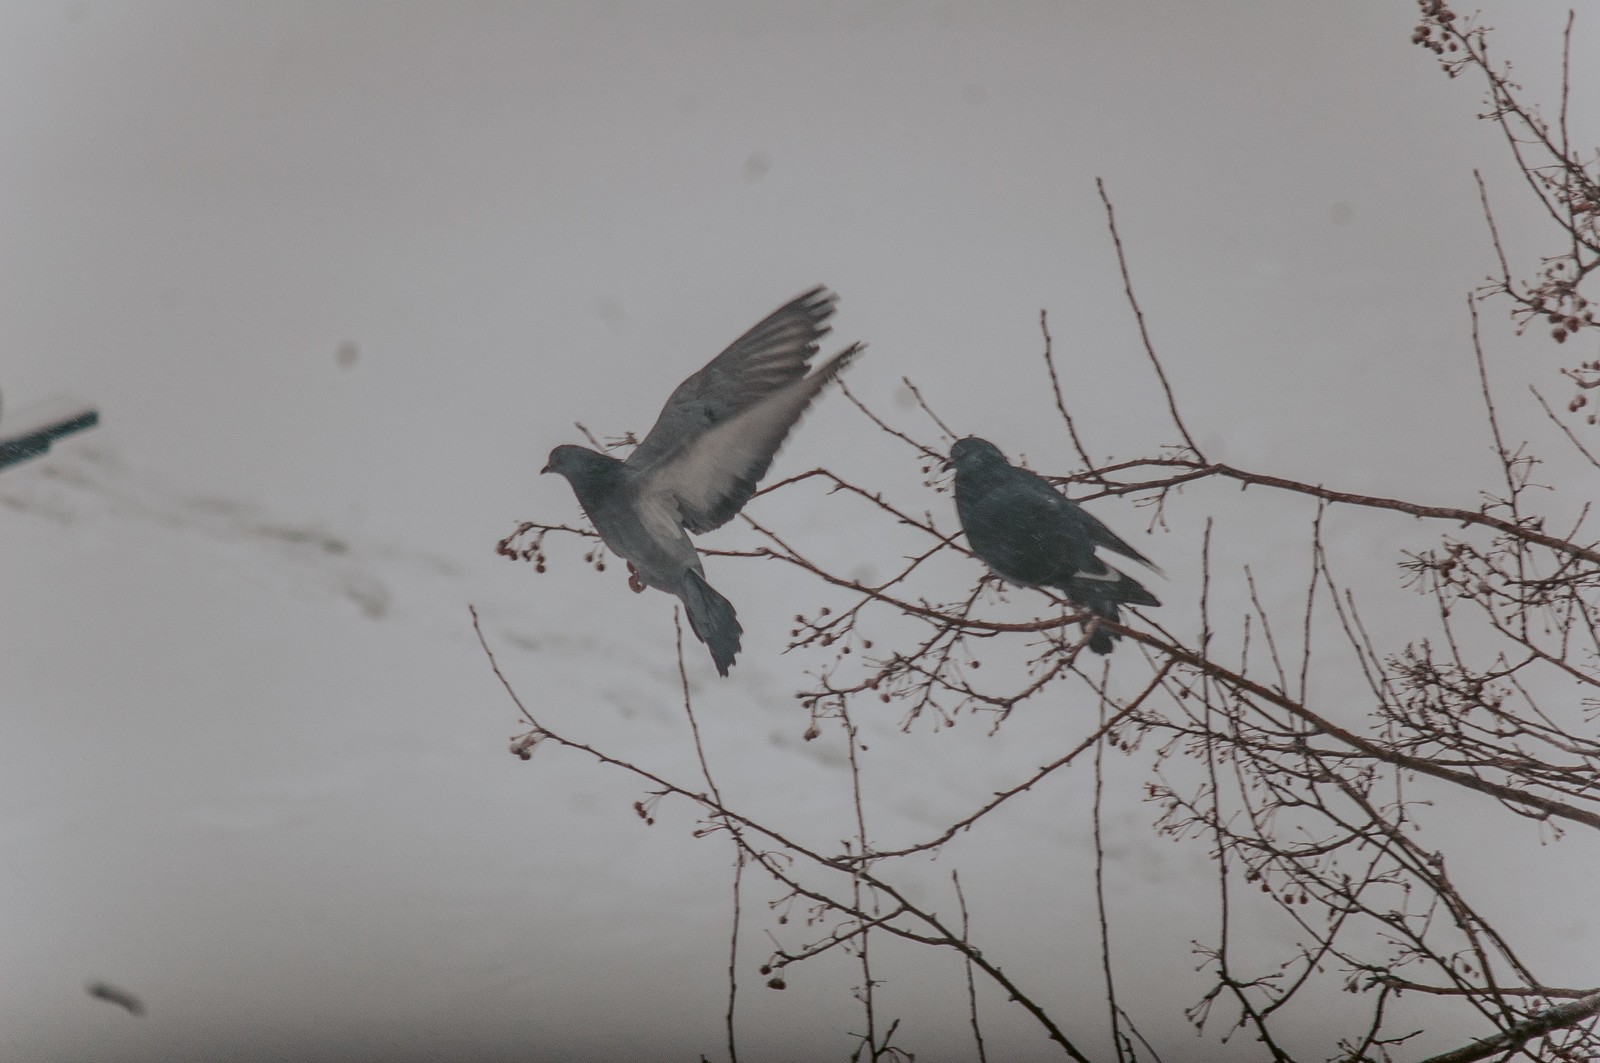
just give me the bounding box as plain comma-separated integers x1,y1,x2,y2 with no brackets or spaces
487,5,1600,1060
1413,0,1600,418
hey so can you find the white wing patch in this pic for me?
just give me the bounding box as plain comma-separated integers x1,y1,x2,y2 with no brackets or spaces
646,344,861,533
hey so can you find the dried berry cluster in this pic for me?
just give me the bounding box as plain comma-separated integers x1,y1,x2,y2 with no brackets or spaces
1411,0,1463,58
1417,0,1600,421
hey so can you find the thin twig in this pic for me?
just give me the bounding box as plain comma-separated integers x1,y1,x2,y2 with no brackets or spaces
838,380,945,463
847,668,1169,861
839,701,879,1061
900,376,958,441
1097,177,1203,458
1092,680,1127,1063
1040,309,1103,481
673,612,740,1063
1530,385,1600,470
954,871,989,1063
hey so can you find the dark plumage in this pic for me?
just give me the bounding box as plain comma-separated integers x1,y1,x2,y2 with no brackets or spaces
949,436,1160,654
543,287,862,675
86,981,145,1016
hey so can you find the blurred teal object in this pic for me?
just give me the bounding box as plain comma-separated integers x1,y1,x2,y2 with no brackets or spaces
0,391,100,472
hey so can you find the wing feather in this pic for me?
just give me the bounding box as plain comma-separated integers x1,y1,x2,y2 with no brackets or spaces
1042,480,1162,573
641,343,863,533
628,287,838,472
978,479,1099,584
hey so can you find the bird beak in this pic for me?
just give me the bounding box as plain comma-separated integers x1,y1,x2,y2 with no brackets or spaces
540,463,552,474
941,457,954,471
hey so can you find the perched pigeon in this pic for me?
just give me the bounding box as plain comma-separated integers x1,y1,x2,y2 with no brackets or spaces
543,287,863,675
948,436,1160,654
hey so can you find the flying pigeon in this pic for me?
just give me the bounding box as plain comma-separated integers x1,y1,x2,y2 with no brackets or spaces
543,287,863,675
948,436,1160,654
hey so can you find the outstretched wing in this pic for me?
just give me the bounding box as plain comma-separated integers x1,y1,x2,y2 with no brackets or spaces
627,287,838,473
640,343,863,533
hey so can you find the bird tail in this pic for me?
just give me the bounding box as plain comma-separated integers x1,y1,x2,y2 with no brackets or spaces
680,570,744,677
1106,569,1161,609
1058,567,1160,655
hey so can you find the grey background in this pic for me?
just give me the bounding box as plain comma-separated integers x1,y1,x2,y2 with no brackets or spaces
3,2,1595,1060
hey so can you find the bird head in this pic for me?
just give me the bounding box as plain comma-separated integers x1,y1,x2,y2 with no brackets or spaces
541,443,609,480
946,435,1006,471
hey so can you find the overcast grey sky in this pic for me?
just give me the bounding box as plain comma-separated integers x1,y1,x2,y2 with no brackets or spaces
3,3,1595,1061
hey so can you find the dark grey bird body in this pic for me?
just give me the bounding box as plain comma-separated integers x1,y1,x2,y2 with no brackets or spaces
544,287,862,675
949,436,1159,654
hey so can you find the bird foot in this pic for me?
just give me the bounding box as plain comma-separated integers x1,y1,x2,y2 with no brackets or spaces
627,561,645,593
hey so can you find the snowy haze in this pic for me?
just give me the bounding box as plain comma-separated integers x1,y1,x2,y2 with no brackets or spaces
3,2,1596,1061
